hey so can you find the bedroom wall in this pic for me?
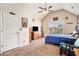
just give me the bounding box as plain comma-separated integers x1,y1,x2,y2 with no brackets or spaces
15,4,41,46
15,5,41,46
42,9,77,37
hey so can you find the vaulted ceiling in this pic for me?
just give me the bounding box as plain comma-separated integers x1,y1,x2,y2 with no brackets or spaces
0,3,79,20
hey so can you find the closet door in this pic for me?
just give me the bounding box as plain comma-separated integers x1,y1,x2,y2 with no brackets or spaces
2,10,19,52
0,9,1,53
0,9,3,53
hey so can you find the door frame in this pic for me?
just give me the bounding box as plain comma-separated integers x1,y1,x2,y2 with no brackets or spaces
0,9,3,53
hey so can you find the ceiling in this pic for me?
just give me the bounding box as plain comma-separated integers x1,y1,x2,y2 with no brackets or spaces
0,3,79,20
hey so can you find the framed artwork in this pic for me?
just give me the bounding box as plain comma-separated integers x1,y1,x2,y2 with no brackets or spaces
66,22,73,24
65,16,69,20
53,16,58,21
32,18,35,22
22,17,28,28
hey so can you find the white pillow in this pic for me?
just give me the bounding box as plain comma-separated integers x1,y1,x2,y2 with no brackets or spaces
74,38,79,47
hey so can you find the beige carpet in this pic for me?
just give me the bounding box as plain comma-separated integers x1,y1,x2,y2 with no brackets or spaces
0,38,60,56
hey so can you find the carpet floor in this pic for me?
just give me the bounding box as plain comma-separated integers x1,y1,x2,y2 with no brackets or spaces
0,38,60,56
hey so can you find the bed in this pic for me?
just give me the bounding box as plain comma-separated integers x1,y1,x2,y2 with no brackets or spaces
45,34,76,45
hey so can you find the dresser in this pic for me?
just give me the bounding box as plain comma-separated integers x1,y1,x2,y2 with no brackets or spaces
29,27,42,43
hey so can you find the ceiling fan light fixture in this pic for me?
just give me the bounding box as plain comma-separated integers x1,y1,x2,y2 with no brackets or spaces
38,3,53,13
38,11,43,13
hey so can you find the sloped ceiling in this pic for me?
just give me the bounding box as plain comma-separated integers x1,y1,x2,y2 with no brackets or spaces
24,3,79,20
62,3,79,15
0,3,79,20
26,3,63,20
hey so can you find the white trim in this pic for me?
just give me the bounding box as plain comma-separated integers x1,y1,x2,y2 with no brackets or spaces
0,9,3,53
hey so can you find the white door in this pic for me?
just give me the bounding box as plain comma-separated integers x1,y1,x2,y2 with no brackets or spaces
0,9,1,53
2,10,19,52
0,9,3,53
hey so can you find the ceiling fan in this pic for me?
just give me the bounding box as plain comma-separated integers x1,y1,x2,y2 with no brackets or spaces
38,3,53,13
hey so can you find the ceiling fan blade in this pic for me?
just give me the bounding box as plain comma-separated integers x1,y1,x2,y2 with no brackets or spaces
48,6,53,9
38,11,43,13
48,10,53,13
39,7,44,9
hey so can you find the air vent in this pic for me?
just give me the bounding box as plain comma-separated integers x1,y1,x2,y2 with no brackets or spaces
9,12,16,15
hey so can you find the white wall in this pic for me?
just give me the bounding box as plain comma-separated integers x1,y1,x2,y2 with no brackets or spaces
15,4,42,46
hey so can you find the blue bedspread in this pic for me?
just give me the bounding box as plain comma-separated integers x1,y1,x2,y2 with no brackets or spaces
45,34,76,45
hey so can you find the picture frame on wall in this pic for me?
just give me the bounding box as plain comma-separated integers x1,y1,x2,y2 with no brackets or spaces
53,16,58,21
22,17,28,28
